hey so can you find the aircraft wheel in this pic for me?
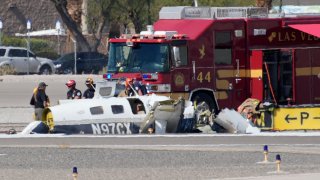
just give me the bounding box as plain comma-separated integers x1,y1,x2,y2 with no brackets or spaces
192,93,216,115
192,93,222,131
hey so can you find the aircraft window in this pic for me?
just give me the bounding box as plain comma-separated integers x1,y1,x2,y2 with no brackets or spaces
99,87,112,97
90,106,104,115
128,99,146,114
111,105,124,114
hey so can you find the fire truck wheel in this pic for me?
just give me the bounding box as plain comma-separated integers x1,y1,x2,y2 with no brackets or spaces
192,93,217,115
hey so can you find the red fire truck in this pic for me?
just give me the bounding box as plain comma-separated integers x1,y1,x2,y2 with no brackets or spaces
104,6,320,118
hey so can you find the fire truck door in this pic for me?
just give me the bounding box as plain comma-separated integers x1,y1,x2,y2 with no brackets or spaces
214,54,246,108
231,56,247,108
312,49,320,104
214,30,247,108
249,50,263,101
171,45,190,94
295,48,320,104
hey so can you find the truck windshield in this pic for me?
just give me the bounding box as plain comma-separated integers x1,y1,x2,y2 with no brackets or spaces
107,43,170,73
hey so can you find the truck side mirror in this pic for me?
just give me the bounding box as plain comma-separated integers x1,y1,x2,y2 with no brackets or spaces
173,46,181,67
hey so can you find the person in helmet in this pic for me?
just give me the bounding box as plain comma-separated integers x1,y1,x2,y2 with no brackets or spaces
66,80,82,99
133,78,147,95
118,78,146,97
118,78,135,97
83,77,95,99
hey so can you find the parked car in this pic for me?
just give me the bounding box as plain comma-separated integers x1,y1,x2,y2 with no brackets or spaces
53,52,107,74
0,46,55,74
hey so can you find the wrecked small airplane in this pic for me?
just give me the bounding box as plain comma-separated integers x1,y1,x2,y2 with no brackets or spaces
214,108,260,134
192,106,260,134
21,81,195,135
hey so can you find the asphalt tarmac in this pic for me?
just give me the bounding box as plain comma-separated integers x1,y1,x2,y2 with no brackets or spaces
1,135,320,180
0,75,101,125
0,75,101,107
1,75,320,179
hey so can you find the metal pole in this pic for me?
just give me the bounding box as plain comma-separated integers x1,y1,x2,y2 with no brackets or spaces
0,20,2,46
27,29,30,75
57,30,60,55
70,37,77,74
74,40,77,75
26,20,31,75
55,20,61,55
194,0,198,7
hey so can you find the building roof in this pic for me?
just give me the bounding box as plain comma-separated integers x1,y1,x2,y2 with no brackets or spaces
0,0,60,35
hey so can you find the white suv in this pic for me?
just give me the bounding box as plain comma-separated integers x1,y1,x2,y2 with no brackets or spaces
0,46,55,74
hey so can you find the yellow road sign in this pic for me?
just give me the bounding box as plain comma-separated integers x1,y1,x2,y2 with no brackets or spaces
273,107,320,130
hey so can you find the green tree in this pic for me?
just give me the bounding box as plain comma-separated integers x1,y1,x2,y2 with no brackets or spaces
51,0,264,52
87,0,116,50
115,0,150,33
51,0,120,51
256,0,273,10
50,0,92,51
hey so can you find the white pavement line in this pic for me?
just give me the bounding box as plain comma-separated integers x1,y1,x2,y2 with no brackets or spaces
219,173,320,180
1,144,320,150
0,154,7,156
4,132,320,138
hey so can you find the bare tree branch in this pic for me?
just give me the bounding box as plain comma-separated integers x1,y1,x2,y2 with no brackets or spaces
50,0,91,51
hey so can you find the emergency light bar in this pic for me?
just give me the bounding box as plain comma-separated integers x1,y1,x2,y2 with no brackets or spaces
106,73,112,79
121,25,186,40
154,31,178,39
142,73,158,80
103,73,113,80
